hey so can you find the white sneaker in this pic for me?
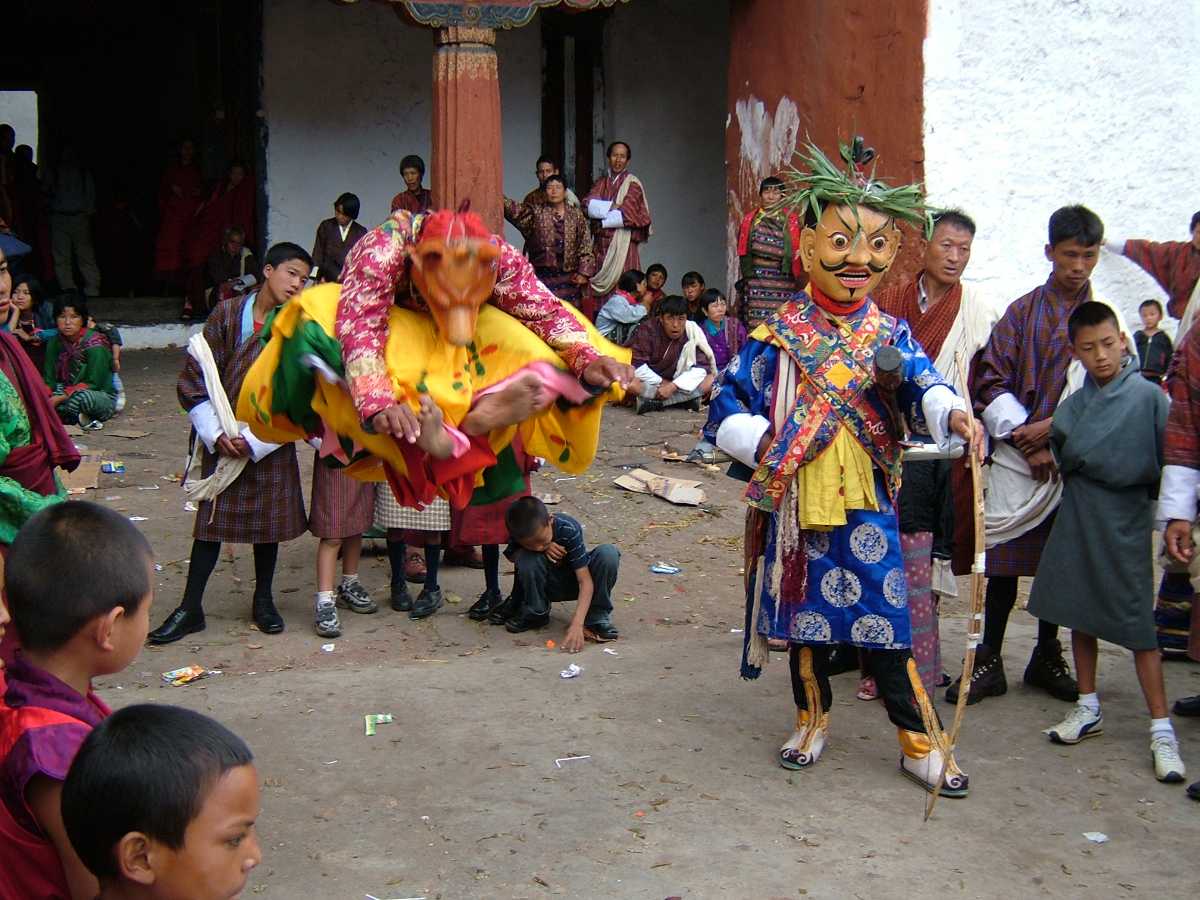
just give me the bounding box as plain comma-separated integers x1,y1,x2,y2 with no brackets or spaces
1151,734,1186,783
1044,704,1103,745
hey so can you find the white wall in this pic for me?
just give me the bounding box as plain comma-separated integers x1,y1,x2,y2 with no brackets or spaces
261,0,541,252
604,0,730,291
923,0,1199,331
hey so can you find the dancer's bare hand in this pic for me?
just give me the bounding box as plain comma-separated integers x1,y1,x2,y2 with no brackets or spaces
1026,447,1057,483
1165,519,1195,564
948,410,984,463
371,403,422,443
583,356,638,391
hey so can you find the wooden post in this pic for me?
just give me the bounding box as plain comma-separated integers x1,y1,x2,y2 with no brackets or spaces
431,26,503,233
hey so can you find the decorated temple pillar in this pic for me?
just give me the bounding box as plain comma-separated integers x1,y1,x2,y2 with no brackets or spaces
431,26,503,233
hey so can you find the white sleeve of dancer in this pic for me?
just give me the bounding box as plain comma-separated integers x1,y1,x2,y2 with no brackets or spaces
715,413,771,468
1102,237,1126,255
980,391,1028,439
239,426,282,462
587,198,613,219
187,401,223,452
601,209,625,229
1158,464,1200,526
922,385,968,450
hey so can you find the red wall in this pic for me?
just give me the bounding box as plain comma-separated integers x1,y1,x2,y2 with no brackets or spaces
726,0,929,288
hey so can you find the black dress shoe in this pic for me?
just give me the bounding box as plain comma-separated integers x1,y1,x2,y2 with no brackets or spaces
251,597,285,634
486,594,519,625
1174,695,1200,717
391,583,413,612
147,607,206,645
585,621,620,641
410,587,444,620
505,611,550,634
468,588,503,621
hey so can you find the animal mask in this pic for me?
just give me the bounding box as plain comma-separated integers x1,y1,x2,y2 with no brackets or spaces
409,209,500,346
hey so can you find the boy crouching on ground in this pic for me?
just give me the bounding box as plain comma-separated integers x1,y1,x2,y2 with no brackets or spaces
62,704,261,900
1027,302,1186,783
0,502,154,899
495,497,620,651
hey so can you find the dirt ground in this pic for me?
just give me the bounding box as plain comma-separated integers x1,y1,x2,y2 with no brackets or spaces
75,349,1200,899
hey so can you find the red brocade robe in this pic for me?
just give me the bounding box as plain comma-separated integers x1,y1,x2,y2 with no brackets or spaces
1123,239,1200,319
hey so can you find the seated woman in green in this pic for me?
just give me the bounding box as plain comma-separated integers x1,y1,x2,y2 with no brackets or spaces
42,294,117,430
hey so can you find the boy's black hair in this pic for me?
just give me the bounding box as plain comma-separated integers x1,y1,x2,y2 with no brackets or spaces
52,291,88,324
335,192,361,220
617,269,645,294
505,495,550,542
1191,211,1200,232
542,173,567,190
645,263,668,279
6,501,153,652
536,155,557,169
681,271,705,288
932,208,976,237
263,242,313,272
62,704,254,880
1067,300,1119,342
1139,298,1164,316
759,176,784,193
699,287,727,313
606,141,631,161
656,294,689,317
400,154,426,177
1048,205,1103,248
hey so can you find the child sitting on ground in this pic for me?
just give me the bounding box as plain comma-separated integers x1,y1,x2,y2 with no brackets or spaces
0,501,154,899
495,496,620,651
629,294,716,414
62,704,261,900
1134,298,1172,384
681,271,705,321
596,269,648,345
697,288,747,372
41,294,120,430
1028,302,1186,783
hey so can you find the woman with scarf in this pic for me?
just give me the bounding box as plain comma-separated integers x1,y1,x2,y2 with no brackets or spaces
697,288,746,371
41,294,117,430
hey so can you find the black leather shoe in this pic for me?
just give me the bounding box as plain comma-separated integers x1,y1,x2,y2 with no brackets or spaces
391,583,413,612
147,607,206,645
1023,639,1078,702
585,621,620,641
468,588,503,621
1174,695,1200,717
251,597,285,634
946,645,1007,705
505,611,550,633
486,594,519,625
410,587,444,620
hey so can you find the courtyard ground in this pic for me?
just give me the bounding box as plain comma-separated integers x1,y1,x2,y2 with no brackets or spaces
75,349,1200,899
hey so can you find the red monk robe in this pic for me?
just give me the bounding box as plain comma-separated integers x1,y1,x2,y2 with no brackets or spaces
1123,238,1200,319
582,170,651,318
154,159,205,277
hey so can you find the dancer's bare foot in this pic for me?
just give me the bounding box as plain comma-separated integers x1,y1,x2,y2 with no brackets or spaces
461,372,549,436
413,395,454,459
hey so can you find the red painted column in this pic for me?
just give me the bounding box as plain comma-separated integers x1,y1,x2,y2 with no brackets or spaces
431,26,504,233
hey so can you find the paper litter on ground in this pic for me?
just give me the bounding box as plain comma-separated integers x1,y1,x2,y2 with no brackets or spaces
613,468,705,506
560,663,584,679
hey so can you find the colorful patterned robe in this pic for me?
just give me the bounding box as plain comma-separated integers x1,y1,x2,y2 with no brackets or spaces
704,296,964,676
736,206,802,330
336,210,603,421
